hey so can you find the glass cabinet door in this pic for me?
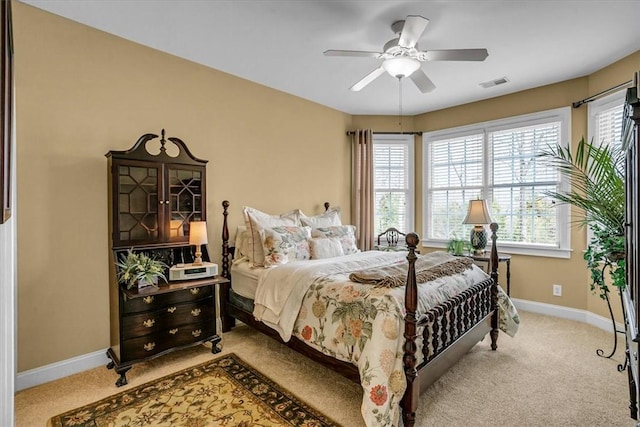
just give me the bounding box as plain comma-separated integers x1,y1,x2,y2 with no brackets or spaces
114,162,161,246
167,165,205,241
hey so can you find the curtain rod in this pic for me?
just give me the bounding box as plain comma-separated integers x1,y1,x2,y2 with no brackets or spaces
346,131,423,136
572,80,633,109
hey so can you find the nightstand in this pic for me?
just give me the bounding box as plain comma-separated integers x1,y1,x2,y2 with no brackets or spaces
457,253,511,296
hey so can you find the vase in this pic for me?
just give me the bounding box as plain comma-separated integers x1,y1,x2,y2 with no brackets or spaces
137,276,159,292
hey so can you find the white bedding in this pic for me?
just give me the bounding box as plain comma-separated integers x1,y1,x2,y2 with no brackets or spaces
230,259,262,299
253,250,417,340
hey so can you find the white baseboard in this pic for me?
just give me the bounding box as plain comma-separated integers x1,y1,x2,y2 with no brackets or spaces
511,298,624,333
15,299,623,392
16,348,109,392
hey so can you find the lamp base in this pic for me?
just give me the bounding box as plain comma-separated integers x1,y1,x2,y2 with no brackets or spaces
470,226,487,255
193,245,203,266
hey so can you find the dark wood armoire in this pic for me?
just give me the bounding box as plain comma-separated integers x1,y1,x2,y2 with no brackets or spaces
622,78,640,420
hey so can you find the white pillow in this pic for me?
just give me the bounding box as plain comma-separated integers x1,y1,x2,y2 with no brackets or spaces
311,225,359,255
300,206,342,228
243,206,301,267
261,226,311,268
233,226,250,261
309,237,345,259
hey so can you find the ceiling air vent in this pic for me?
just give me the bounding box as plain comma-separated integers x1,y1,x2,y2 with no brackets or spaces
479,77,509,88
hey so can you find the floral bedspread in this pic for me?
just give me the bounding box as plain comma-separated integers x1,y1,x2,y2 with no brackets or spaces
251,251,519,427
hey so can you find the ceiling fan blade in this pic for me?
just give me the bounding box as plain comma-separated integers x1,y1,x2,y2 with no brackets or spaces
398,15,429,48
350,67,386,91
324,49,383,58
410,69,436,93
422,49,489,62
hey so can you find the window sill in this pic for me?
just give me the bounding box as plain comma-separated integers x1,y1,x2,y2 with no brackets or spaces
421,239,572,259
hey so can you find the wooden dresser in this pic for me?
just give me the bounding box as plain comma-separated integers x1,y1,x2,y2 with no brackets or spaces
106,276,226,386
105,130,225,386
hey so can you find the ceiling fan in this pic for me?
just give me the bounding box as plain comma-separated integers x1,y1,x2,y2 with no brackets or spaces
324,15,489,93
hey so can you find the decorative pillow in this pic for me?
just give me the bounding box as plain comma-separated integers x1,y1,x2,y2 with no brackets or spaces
300,206,342,228
233,225,250,262
243,206,301,267
309,237,345,259
311,225,359,255
261,226,311,268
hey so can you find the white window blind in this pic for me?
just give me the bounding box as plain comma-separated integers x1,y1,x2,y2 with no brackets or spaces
489,122,561,246
586,90,625,246
423,107,571,257
596,104,624,147
589,90,625,150
373,134,414,240
429,133,483,239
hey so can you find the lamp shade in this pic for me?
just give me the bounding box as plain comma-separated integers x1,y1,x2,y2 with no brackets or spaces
462,199,493,225
382,56,420,78
189,221,208,246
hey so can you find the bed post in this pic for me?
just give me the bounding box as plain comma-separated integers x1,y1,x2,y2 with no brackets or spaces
221,200,230,280
220,200,235,332
402,232,420,427
489,222,499,351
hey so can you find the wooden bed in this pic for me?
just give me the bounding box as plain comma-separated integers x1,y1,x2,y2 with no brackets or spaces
218,200,501,427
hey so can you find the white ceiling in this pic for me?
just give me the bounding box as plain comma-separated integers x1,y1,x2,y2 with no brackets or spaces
21,0,640,116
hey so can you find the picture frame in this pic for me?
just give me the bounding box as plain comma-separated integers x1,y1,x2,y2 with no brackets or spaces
0,0,13,224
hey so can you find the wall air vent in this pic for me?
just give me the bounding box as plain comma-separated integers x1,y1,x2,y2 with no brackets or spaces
479,77,509,88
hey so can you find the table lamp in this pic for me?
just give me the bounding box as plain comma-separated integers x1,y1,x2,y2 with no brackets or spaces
189,221,208,266
462,199,493,255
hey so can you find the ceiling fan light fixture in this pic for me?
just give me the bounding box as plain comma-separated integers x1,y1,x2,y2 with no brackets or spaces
382,56,420,78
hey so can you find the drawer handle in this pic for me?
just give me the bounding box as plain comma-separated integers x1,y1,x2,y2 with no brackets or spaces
167,307,177,313
144,342,156,351
143,296,154,304
190,288,200,295
191,308,201,317
169,328,178,335
192,329,202,338
143,319,155,328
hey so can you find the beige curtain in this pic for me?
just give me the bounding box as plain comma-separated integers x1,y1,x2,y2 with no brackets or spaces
351,129,374,251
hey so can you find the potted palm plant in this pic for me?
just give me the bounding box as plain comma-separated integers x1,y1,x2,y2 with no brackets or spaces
116,249,168,291
539,136,626,299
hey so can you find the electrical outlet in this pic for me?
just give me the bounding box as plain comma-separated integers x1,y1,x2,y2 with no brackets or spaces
553,284,562,297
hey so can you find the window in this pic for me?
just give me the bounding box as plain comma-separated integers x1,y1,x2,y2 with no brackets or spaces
588,90,625,150
586,90,625,244
423,107,571,258
373,134,414,241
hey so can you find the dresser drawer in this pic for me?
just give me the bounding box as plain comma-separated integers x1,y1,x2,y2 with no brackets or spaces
120,321,216,362
122,285,212,314
121,298,214,340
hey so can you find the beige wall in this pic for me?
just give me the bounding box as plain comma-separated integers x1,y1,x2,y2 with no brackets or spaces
12,1,640,372
13,2,351,371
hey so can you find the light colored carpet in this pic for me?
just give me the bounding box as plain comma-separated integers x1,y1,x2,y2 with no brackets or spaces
15,311,636,426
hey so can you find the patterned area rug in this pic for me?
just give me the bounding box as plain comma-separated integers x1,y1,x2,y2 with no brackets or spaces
48,353,341,427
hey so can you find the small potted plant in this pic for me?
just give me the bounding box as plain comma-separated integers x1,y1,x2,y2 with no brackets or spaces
447,236,469,256
116,249,168,291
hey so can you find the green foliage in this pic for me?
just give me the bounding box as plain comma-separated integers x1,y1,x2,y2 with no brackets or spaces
446,237,469,256
539,137,626,296
538,137,625,235
116,249,168,289
375,192,404,236
583,225,625,298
